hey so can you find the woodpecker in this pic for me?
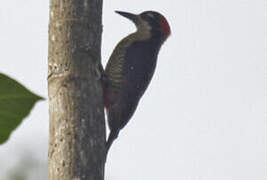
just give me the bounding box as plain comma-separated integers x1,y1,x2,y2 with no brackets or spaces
103,10,171,152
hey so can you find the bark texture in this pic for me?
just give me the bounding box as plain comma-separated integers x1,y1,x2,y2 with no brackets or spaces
48,0,105,179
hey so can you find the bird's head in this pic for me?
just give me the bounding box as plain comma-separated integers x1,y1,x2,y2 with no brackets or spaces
115,10,171,40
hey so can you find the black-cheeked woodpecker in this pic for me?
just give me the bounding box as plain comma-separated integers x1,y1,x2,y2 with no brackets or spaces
103,10,171,153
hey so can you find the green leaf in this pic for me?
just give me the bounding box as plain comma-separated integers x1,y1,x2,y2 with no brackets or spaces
0,73,44,144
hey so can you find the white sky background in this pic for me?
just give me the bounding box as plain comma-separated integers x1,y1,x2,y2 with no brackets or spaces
0,0,267,179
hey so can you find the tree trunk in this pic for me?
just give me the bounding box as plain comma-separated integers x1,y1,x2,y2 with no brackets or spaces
47,0,105,179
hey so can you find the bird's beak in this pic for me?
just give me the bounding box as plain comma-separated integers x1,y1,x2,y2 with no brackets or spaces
115,11,137,22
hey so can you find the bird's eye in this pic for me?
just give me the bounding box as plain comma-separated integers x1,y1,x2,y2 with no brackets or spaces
146,13,154,18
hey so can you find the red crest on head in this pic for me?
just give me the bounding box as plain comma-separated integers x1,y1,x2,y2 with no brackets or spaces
159,15,171,37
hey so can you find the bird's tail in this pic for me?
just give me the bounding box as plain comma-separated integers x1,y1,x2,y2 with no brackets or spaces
106,129,119,155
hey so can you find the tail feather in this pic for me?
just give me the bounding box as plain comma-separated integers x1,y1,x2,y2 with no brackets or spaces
106,130,119,154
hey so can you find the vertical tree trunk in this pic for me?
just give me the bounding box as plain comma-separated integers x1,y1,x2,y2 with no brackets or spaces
48,0,105,179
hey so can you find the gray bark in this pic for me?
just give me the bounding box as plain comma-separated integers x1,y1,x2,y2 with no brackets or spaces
48,0,105,179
